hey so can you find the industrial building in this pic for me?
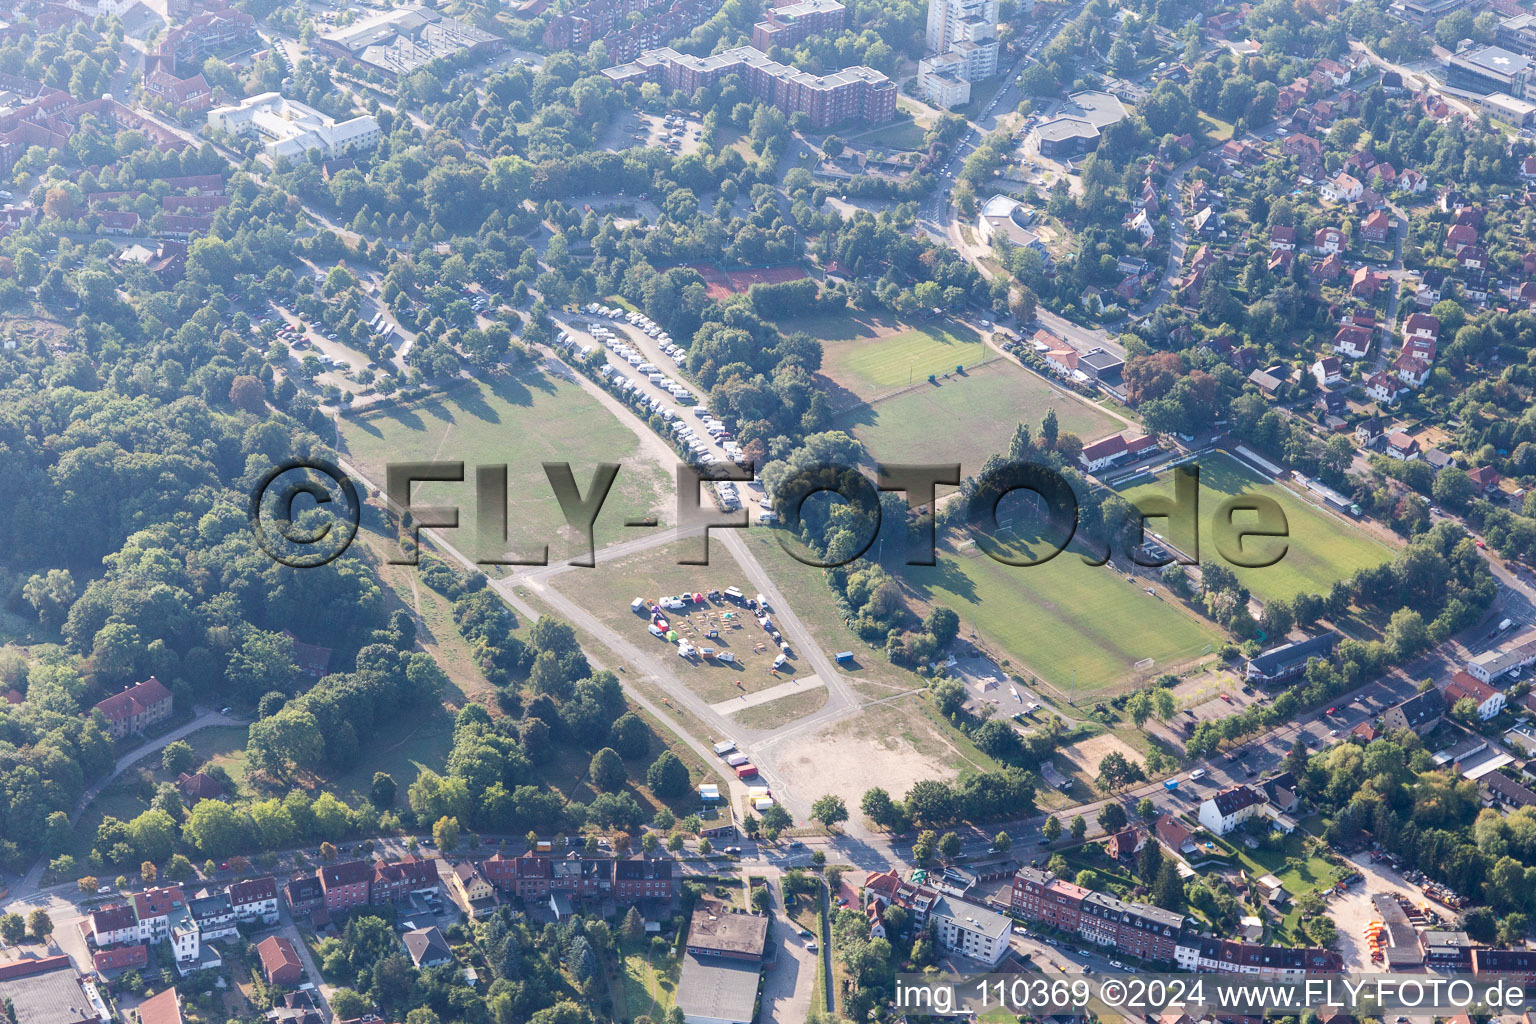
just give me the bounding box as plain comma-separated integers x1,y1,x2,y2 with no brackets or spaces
676,900,767,1024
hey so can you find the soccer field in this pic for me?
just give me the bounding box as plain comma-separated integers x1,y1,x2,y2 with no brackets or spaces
340,372,672,564
822,321,990,398
900,529,1224,698
1116,451,1396,603
837,359,1120,474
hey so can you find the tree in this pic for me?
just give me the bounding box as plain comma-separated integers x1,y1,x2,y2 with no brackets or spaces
78,876,99,897
912,830,938,863
751,886,771,914
590,747,626,793
433,816,461,853
140,861,157,885
810,795,848,831
329,990,371,1020
1069,815,1087,841
697,837,712,855
1042,817,1062,843
861,788,906,832
622,906,644,941
646,751,689,797
993,832,1011,852
938,832,962,858
1136,797,1158,821
230,375,266,413
370,772,397,808
27,909,50,943
160,741,196,777
0,914,22,945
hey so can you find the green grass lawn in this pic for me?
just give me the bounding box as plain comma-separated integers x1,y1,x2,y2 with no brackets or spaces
340,370,671,565
835,359,1120,473
729,687,829,729
842,119,927,150
900,528,1224,697
617,942,678,1020
1116,451,1395,604
822,322,990,399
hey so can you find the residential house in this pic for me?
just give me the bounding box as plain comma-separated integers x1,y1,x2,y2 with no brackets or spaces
1351,266,1387,298
256,935,303,986
189,892,237,941
1382,688,1446,735
1417,268,1446,307
1443,670,1506,720
1314,226,1346,253
175,772,224,804
1483,771,1536,810
1312,356,1344,386
284,876,324,915
1322,173,1363,203
1249,368,1285,398
1361,209,1391,242
403,927,453,969
1314,252,1344,281
1404,311,1440,344
1079,432,1156,472
1394,352,1432,388
1103,828,1147,862
1198,785,1264,835
370,857,440,904
1470,465,1501,494
1401,168,1427,193
1458,245,1489,271
319,861,372,912
93,676,173,740
93,944,148,974
1386,431,1421,460
1355,416,1386,447
448,862,496,918
1270,225,1296,250
227,877,279,924
1155,814,1197,856
1447,222,1478,250
1366,372,1407,405
1282,133,1323,172
1333,324,1373,359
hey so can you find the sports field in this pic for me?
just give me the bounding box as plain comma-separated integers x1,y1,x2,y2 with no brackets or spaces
900,529,1224,697
1117,451,1395,603
836,359,1120,474
821,321,990,399
341,371,672,565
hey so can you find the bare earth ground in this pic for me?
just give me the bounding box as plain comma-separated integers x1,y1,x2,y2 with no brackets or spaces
766,698,971,805
1329,852,1462,970
1054,733,1144,791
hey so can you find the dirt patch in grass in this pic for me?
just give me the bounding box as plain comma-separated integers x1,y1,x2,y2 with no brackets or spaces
1054,732,1144,794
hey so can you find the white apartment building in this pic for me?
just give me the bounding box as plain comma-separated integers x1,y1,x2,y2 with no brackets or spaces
921,0,997,106
208,93,380,161
930,895,1010,966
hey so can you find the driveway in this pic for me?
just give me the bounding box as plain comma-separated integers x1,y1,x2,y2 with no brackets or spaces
759,876,820,1024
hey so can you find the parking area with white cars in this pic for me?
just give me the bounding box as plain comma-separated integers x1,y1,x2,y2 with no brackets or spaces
553,306,754,498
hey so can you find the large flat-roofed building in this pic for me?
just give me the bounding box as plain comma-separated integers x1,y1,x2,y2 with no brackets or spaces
677,900,765,1024
1245,632,1337,684
602,46,895,129
314,5,504,79
930,895,1010,965
0,958,102,1024
1484,90,1536,124
916,52,970,107
676,955,760,1024
1446,45,1531,96
208,94,380,161
1033,90,1126,157
752,0,846,51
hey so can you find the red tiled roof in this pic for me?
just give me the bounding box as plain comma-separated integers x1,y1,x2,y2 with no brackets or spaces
95,677,171,722
138,988,183,1024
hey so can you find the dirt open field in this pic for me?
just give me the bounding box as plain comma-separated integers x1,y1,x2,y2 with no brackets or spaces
765,696,989,813
1054,732,1144,792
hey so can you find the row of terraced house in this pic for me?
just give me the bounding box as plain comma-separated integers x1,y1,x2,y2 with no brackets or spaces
1011,867,1343,974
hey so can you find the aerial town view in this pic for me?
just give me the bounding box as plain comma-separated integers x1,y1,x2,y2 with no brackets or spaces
15,0,1536,1020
